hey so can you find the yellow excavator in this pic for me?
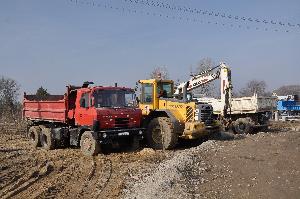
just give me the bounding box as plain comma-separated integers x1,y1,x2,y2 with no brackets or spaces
137,77,220,149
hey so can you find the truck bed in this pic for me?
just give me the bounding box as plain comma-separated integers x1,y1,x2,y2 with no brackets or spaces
199,95,277,115
23,95,67,122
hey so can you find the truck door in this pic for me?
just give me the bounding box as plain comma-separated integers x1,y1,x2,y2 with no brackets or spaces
75,92,94,126
139,83,155,115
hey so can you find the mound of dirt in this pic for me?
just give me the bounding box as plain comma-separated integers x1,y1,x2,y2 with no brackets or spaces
0,121,299,199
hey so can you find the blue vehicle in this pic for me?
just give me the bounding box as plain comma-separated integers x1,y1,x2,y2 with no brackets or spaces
276,95,300,121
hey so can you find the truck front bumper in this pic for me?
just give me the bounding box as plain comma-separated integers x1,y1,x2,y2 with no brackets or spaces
96,128,145,143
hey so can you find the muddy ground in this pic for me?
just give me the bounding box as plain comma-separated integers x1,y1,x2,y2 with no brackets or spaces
0,121,299,199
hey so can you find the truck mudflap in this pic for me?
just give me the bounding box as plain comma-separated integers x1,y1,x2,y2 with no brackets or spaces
96,128,145,143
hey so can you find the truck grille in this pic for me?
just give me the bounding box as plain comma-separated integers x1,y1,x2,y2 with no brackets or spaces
115,118,129,127
197,104,213,125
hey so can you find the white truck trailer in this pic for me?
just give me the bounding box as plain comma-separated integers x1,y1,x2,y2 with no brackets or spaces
198,94,277,134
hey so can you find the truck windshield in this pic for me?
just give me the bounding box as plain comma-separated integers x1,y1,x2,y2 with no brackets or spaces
93,90,136,108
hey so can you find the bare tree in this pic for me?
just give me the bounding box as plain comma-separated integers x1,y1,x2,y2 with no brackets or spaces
192,58,217,97
150,66,169,80
273,85,300,96
239,80,270,97
0,76,21,121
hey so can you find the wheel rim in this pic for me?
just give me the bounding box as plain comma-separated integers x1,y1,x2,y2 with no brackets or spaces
42,134,48,145
238,123,246,131
82,137,92,152
152,126,162,144
30,132,35,141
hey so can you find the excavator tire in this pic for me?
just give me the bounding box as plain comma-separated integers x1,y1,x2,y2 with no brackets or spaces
233,118,254,134
28,126,41,148
41,128,56,150
146,117,178,150
80,131,100,156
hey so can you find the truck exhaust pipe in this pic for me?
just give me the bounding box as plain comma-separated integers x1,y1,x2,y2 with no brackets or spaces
182,82,188,102
82,81,94,88
115,83,118,87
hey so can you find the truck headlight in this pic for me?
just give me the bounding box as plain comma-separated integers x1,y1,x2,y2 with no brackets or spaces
195,109,200,121
102,133,107,138
139,130,143,135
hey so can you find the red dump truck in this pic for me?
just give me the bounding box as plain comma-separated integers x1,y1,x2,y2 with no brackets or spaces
23,82,143,156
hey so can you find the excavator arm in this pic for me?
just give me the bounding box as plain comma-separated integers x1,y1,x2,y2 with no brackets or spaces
174,62,233,116
174,63,226,95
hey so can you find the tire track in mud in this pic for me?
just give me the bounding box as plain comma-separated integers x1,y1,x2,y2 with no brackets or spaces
0,133,168,199
30,155,105,199
92,158,113,199
0,150,37,192
76,156,113,199
0,161,54,199
32,161,82,199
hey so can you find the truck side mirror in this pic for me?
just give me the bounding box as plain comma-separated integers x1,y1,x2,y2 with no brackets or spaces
136,96,140,104
90,97,95,107
80,98,86,108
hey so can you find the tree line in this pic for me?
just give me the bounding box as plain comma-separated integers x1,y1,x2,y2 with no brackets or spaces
1,61,299,121
0,76,49,122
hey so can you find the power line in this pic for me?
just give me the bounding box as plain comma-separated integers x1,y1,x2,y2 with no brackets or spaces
68,0,295,33
123,0,300,30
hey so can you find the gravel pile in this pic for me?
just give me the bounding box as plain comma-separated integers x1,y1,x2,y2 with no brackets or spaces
122,140,218,199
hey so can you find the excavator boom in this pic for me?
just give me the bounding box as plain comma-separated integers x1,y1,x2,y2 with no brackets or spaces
175,63,230,95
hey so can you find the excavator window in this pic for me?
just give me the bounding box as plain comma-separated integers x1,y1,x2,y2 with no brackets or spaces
141,83,153,103
157,82,173,98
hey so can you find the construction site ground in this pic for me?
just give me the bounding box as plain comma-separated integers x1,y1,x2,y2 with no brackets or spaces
0,121,299,199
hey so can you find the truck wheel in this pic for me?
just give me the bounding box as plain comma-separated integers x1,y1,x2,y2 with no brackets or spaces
234,118,253,134
146,117,178,150
41,128,56,150
80,131,100,156
28,126,41,147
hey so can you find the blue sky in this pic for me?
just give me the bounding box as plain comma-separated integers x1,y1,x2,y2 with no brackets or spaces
0,0,299,95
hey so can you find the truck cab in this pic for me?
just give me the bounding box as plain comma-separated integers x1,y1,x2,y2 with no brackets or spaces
73,86,141,129
138,79,174,115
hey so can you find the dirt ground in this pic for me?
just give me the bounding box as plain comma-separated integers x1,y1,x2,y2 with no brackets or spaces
0,121,299,199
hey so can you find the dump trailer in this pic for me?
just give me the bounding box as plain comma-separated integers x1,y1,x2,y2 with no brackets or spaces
137,78,220,150
23,82,143,156
198,94,277,134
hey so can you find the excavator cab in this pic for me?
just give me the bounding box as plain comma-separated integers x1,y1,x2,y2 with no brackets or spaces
138,79,174,115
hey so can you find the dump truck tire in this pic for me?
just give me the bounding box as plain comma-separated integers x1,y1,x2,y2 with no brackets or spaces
234,118,254,134
146,117,178,150
80,131,100,156
41,128,56,150
28,126,41,148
